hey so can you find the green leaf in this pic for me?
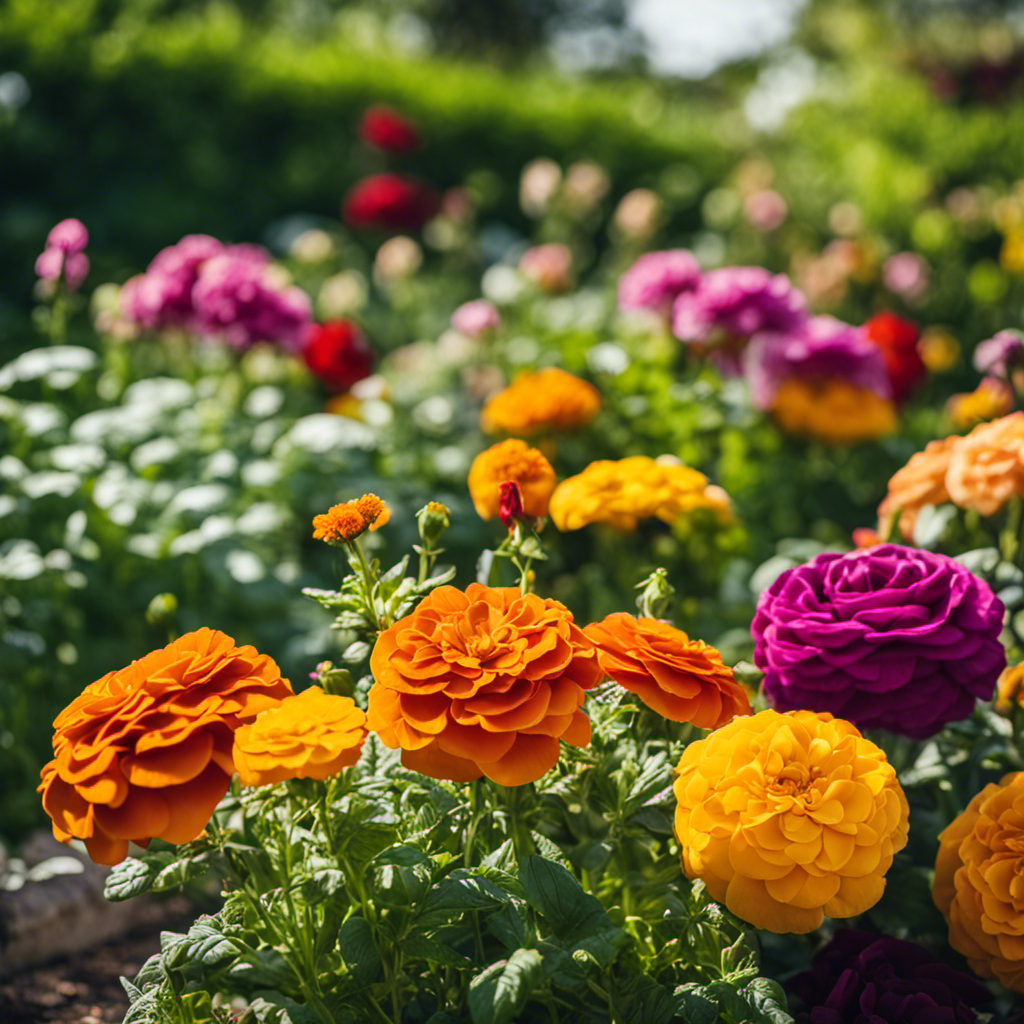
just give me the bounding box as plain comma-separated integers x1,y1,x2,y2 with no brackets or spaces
339,916,383,986
302,587,353,609
570,926,629,969
467,948,545,1024
242,994,321,1024
487,903,529,952
528,832,573,870
104,853,176,901
165,917,241,969
673,983,720,1024
739,977,794,1024
342,640,371,663
519,855,610,947
402,934,473,967
379,555,410,584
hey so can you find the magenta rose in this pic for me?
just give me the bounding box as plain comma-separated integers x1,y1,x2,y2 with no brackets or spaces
752,544,1005,738
787,930,991,1024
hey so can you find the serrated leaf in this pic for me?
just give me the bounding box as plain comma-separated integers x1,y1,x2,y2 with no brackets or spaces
467,948,545,1024
423,869,511,913
519,855,609,948
104,853,174,901
302,587,353,609
739,977,794,1024
166,918,240,969
528,832,572,870
673,983,719,1024
339,916,382,986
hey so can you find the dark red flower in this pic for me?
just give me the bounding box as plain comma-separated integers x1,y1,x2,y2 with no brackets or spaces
498,481,526,529
303,320,375,392
359,105,420,155
342,174,439,234
864,312,926,403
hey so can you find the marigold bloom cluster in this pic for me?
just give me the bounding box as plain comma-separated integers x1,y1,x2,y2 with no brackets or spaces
673,709,909,934
312,494,391,544
881,413,1024,527
232,687,368,786
38,629,293,865
367,584,603,786
996,663,1024,713
769,378,898,445
584,614,751,727
548,456,729,532
468,439,556,522
480,368,600,436
753,545,1005,739
934,771,1024,992
947,377,1014,429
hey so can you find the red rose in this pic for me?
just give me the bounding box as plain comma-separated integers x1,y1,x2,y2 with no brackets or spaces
864,312,926,403
303,320,375,392
343,174,439,233
359,105,420,155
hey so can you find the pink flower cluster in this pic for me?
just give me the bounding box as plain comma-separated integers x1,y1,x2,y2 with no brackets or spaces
36,219,90,291
121,235,312,351
618,251,907,416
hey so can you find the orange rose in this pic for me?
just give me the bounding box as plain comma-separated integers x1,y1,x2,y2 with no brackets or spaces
38,629,293,865
946,412,1024,516
877,437,958,540
771,378,897,445
367,584,602,785
467,439,556,521
584,614,751,727
933,771,1024,992
232,686,367,786
674,709,909,934
480,368,600,436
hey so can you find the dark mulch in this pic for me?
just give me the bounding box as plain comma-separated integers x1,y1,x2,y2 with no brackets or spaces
0,917,188,1024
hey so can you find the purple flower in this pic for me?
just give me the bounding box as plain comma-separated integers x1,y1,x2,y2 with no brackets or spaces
618,249,701,315
743,316,891,410
46,218,89,255
672,266,807,344
36,248,89,291
451,299,501,338
191,253,312,351
974,329,1024,376
787,930,991,1024
121,234,227,330
752,544,1005,738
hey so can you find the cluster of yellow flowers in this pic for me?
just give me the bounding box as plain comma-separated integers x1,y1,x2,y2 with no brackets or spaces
480,368,600,437
771,378,897,446
878,411,1024,537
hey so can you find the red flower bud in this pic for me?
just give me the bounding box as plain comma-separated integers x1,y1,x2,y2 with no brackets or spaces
498,481,525,529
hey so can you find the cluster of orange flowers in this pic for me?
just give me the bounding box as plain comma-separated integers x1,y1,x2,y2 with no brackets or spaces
468,439,556,521
878,412,1024,537
312,493,390,544
771,378,897,446
480,368,600,437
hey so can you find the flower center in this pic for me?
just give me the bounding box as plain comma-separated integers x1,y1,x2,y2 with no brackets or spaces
767,764,823,800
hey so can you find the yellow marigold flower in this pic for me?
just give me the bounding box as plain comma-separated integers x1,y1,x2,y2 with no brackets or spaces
946,412,1024,516
1001,232,1024,275
232,686,368,786
933,771,1024,992
312,493,390,544
548,456,723,532
468,439,557,521
771,378,897,445
947,378,1014,429
673,709,909,934
877,437,959,541
481,368,600,436
918,327,960,373
995,663,1024,714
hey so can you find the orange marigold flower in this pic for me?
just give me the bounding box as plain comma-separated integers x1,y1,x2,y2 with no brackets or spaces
548,456,725,532
674,709,909,934
877,437,959,541
771,378,897,445
467,439,557,522
933,771,1024,992
38,628,293,866
947,378,1014,429
232,686,368,786
995,663,1024,714
946,412,1024,516
480,368,600,436
312,493,391,544
584,614,751,727
367,583,603,786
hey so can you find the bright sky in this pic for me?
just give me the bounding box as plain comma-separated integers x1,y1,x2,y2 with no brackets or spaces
628,0,809,77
